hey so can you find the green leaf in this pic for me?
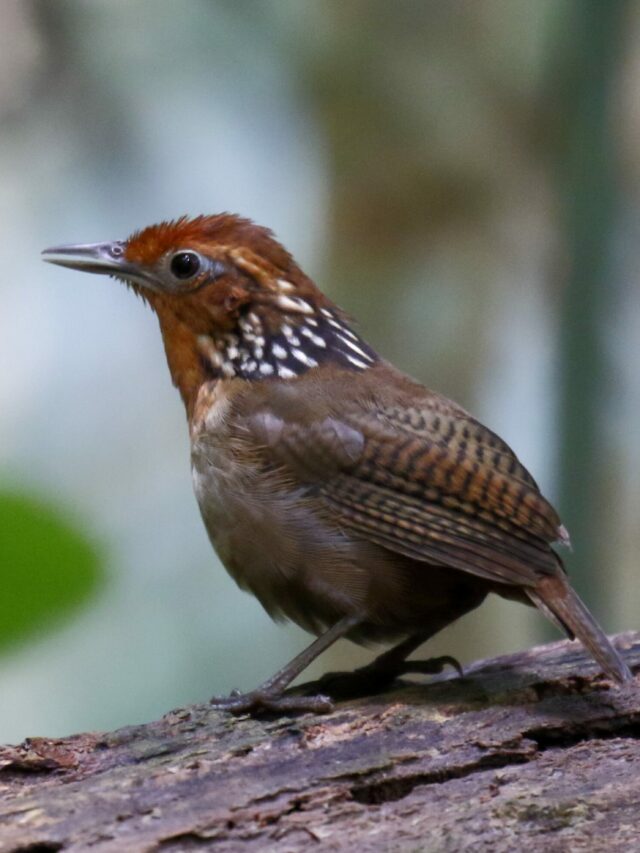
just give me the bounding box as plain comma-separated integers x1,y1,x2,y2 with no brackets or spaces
0,490,103,653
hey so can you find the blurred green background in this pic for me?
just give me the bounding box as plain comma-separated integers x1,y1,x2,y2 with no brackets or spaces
1,0,638,744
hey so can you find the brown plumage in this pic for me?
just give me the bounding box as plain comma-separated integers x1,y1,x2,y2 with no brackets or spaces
42,214,632,713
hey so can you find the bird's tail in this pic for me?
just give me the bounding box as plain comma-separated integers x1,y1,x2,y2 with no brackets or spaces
527,573,633,685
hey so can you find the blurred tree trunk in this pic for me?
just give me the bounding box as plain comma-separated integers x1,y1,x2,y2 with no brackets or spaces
553,0,627,607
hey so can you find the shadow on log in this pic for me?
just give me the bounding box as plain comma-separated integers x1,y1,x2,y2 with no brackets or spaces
1,633,639,851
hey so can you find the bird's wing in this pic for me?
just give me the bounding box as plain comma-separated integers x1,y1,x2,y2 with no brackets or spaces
245,398,565,589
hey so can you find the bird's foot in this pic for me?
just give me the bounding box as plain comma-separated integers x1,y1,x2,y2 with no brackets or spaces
209,688,333,716
395,654,464,679
311,654,463,700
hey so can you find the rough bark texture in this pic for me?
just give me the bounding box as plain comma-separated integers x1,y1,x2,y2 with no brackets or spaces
1,632,639,852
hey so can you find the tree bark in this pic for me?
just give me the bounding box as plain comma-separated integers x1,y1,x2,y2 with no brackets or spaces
1,633,639,852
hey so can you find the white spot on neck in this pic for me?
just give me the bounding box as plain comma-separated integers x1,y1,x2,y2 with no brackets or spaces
291,348,318,367
277,364,296,379
337,334,373,361
300,325,326,347
344,355,370,369
276,294,314,314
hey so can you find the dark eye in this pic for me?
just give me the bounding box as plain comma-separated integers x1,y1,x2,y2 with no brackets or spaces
170,251,201,279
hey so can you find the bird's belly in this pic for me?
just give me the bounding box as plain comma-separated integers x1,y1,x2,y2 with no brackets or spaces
191,435,373,634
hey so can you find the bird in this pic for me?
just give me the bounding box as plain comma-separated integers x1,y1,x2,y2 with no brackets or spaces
42,213,633,713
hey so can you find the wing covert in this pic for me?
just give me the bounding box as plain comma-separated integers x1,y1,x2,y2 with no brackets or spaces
243,396,564,588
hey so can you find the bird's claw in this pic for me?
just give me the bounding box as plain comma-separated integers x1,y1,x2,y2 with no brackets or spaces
209,689,334,716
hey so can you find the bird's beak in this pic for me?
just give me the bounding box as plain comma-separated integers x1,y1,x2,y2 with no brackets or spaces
42,241,157,291
41,241,132,277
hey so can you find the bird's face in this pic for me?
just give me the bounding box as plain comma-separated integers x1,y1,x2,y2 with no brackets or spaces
43,214,378,405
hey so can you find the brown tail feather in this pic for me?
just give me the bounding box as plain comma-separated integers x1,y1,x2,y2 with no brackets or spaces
527,574,633,685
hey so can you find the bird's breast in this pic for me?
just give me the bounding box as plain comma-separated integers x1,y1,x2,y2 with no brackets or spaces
189,381,371,633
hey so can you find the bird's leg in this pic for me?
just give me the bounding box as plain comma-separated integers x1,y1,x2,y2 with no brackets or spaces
363,633,463,679
312,633,462,699
210,615,360,715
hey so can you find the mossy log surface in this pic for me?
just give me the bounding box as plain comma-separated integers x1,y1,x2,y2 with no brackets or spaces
1,632,639,852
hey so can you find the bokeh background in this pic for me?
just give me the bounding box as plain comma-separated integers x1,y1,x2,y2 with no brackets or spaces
1,0,638,744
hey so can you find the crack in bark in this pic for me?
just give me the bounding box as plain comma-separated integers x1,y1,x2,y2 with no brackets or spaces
348,711,640,807
525,716,640,749
350,748,533,804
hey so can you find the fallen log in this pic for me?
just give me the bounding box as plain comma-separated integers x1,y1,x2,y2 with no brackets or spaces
1,632,639,851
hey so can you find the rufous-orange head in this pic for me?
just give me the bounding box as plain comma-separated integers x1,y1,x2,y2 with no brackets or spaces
43,214,378,411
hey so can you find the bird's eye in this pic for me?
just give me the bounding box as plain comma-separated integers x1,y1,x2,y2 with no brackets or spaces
170,251,201,279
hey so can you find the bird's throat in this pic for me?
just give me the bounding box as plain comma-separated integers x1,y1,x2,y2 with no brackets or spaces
154,308,214,415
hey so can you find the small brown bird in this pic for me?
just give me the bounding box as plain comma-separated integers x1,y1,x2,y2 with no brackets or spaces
43,214,632,713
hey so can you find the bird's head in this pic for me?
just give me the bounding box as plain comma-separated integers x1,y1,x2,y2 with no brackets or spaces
43,214,377,409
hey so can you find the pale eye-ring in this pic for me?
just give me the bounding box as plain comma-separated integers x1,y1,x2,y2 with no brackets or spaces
170,251,202,280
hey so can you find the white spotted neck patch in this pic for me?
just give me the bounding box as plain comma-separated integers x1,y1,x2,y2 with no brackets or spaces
197,305,378,381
